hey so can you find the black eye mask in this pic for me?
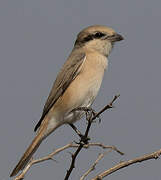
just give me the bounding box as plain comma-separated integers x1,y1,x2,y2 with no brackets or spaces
83,32,106,43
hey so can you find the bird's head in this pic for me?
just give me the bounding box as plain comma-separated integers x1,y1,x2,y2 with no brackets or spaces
75,25,124,57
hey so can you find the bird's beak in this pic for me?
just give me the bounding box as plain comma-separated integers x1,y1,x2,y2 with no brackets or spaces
107,33,124,42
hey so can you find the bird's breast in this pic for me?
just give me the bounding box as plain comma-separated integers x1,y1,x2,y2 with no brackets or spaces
52,53,108,124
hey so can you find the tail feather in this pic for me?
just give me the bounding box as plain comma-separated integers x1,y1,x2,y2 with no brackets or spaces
10,133,43,177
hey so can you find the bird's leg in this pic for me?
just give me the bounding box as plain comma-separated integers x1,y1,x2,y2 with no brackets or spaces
69,123,83,138
70,107,98,144
69,123,90,144
75,107,99,123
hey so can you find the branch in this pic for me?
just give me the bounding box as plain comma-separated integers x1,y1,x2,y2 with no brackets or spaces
64,95,120,180
13,95,120,180
80,150,111,180
91,148,161,180
92,94,120,120
80,143,124,180
13,142,123,180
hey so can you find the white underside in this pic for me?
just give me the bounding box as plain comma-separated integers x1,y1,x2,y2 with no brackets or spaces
46,76,103,136
46,56,108,137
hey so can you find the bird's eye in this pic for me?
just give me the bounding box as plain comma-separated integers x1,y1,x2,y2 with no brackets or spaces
94,32,105,38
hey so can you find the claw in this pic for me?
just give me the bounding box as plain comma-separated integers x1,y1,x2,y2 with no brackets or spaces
80,135,90,144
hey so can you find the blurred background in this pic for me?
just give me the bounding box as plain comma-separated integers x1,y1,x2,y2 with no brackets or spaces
0,0,161,179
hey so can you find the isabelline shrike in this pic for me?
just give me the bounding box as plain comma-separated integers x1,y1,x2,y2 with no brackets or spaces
10,25,123,177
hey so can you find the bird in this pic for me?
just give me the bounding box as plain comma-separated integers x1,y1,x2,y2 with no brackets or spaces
10,25,123,177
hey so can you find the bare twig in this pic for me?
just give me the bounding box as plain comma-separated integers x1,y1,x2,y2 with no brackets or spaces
13,95,120,180
13,142,122,180
80,150,111,180
91,148,161,180
64,143,84,180
64,95,120,180
92,95,120,121
82,143,124,156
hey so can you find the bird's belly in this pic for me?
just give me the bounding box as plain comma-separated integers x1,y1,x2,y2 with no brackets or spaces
63,75,103,124
52,56,106,125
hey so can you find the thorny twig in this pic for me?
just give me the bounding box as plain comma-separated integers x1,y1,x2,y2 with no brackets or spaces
91,148,161,180
80,150,112,180
13,95,120,180
64,95,120,180
13,143,122,180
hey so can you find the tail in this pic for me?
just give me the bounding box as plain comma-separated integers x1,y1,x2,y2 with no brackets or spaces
10,131,44,177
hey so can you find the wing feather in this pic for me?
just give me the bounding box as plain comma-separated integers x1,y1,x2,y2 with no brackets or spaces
34,51,86,131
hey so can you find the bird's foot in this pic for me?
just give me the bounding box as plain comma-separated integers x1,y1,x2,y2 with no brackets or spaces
80,134,90,144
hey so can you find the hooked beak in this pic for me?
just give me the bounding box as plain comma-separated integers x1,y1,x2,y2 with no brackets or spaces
107,33,124,42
